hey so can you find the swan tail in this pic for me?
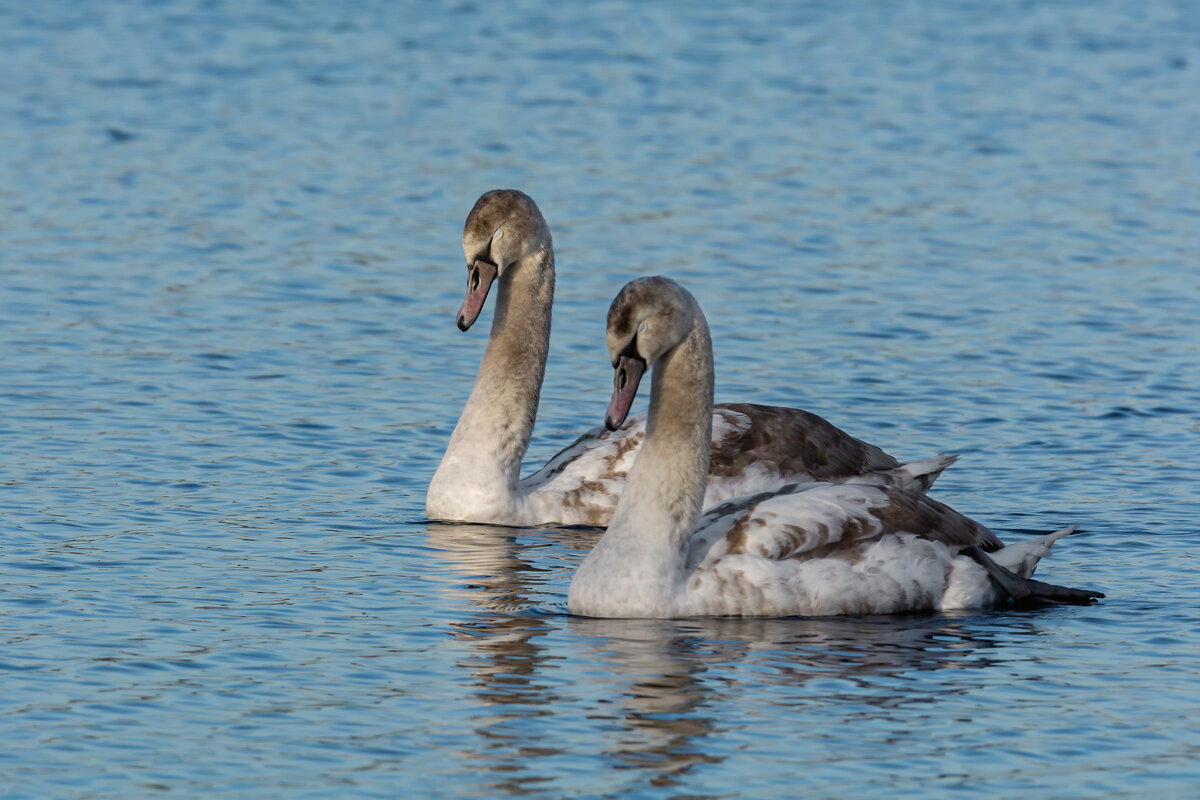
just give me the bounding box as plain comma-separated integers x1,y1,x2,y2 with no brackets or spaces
1040,524,1078,548
886,453,958,494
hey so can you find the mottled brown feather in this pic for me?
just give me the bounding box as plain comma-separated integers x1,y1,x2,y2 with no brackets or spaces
532,400,909,498
869,490,1004,552
700,483,1002,569
711,404,900,481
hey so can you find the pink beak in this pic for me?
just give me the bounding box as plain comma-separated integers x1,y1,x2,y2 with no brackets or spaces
605,355,646,430
456,260,499,331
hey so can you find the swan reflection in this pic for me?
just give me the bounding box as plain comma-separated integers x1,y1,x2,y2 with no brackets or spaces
423,522,1038,793
564,613,1022,788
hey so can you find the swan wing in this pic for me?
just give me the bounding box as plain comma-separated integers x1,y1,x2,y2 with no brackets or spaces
706,405,954,499
687,482,998,572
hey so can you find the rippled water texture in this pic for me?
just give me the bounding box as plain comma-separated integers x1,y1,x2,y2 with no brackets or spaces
2,1,1199,797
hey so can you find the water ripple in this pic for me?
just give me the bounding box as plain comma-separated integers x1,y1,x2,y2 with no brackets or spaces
2,0,1199,797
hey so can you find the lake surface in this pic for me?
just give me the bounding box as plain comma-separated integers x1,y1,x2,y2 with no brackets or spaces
2,0,1199,796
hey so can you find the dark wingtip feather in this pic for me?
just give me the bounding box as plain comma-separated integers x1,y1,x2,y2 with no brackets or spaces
960,546,1104,608
1017,578,1105,606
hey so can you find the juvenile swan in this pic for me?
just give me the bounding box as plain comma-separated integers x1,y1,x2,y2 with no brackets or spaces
567,276,1103,617
427,190,952,527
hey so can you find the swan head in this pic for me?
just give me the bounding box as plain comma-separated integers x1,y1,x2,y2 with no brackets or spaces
457,189,552,331
604,276,699,430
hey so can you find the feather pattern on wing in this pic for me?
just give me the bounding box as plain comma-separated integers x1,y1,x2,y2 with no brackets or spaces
520,406,957,527
674,482,1008,616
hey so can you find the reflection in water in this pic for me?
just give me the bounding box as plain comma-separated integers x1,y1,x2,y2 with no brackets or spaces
565,614,1027,791
424,522,1041,793
423,521,587,613
423,523,596,794
567,617,721,786
425,521,589,696
423,521,600,615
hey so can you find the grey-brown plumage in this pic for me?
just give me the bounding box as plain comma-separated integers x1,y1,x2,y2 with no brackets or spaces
696,482,1004,567
711,404,901,483
431,193,955,527
462,190,550,267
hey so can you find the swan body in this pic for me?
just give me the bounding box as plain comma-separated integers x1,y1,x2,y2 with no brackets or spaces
567,276,1102,618
427,190,950,527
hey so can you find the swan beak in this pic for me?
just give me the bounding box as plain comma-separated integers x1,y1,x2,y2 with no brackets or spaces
605,355,646,430
456,259,499,331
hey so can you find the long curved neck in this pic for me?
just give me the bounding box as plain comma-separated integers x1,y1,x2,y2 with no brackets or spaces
428,248,554,518
633,320,715,534
571,314,713,615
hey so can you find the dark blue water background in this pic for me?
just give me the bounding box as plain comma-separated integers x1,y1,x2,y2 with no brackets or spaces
2,1,1198,797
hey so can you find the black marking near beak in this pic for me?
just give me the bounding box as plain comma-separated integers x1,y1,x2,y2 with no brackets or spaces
456,258,499,331
605,354,647,430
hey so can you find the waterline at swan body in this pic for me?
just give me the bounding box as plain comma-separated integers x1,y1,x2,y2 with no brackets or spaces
567,276,1103,618
426,190,951,527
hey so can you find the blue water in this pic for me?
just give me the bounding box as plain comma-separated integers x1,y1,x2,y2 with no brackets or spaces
2,0,1199,796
